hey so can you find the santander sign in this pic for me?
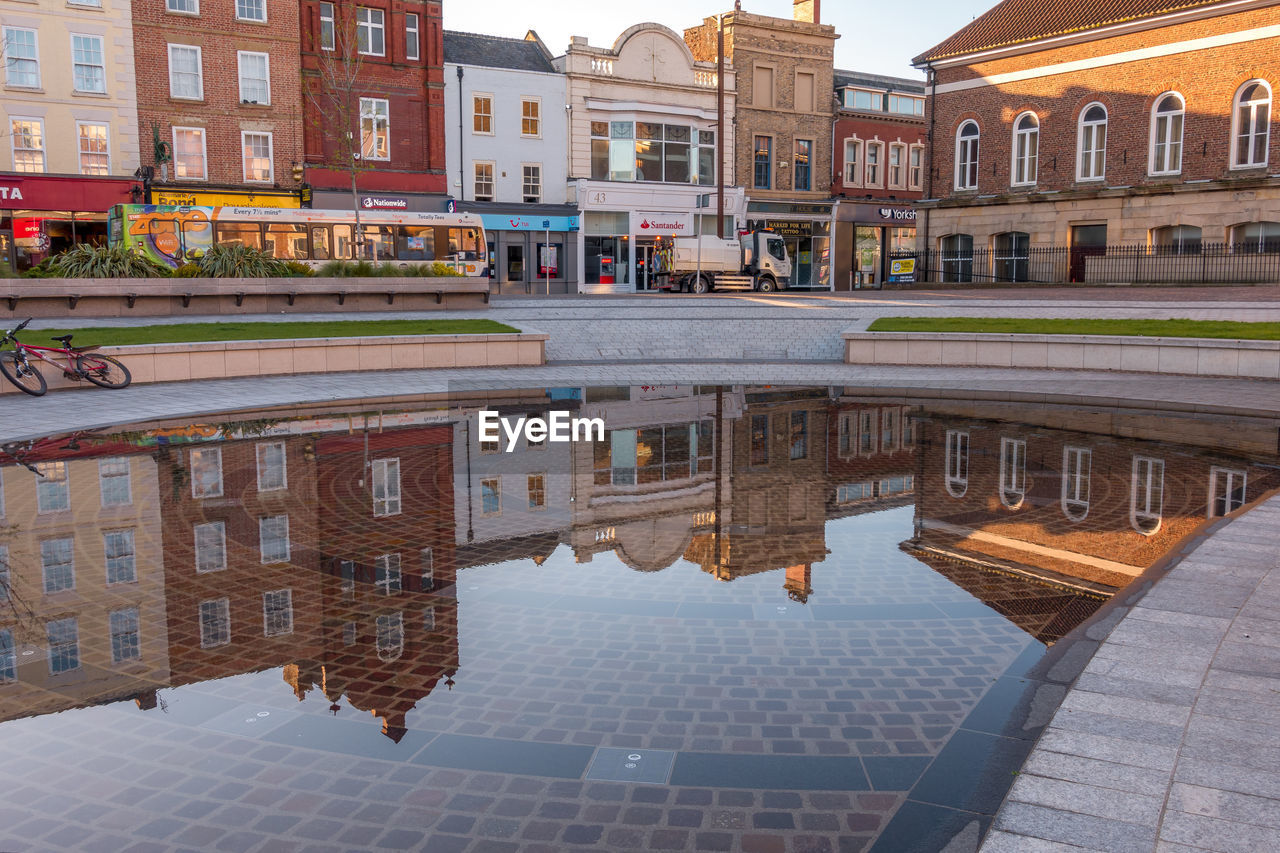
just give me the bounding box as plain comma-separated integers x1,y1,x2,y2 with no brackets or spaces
639,218,687,232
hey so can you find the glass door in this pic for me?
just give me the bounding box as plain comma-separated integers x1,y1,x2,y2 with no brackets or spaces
854,227,882,288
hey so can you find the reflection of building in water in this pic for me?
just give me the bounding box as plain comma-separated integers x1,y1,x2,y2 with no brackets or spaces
0,439,169,721
827,398,918,519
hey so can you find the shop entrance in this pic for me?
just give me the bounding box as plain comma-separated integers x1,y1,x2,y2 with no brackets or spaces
1070,224,1107,282
636,239,659,291
854,227,882,288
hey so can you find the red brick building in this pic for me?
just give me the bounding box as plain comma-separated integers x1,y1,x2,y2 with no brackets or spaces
132,0,304,207
913,0,1280,282
299,0,448,211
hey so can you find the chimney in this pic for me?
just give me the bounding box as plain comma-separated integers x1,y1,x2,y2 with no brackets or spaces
793,0,819,23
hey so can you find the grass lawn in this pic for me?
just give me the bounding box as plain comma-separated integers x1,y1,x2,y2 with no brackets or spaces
866,317,1280,341
18,319,520,347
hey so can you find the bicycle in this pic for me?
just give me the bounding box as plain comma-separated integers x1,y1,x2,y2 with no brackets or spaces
0,318,132,397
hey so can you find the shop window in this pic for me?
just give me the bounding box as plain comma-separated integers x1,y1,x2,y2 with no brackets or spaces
941,234,973,282
1012,112,1039,186
3,28,39,87
909,145,924,190
522,98,541,137
1062,447,1091,521
71,34,106,93
888,143,906,188
167,0,198,13
1078,103,1106,181
173,127,206,180
1152,225,1201,255
405,13,419,61
1210,467,1247,517
843,139,861,185
955,121,979,190
168,44,203,100
1131,457,1164,534
1150,93,1184,175
1230,221,1280,252
794,139,812,191
754,136,772,189
945,430,968,497
865,141,882,186
236,0,265,22
241,132,273,183
537,242,561,278
993,231,1029,282
1232,81,1271,169
11,118,45,173
237,51,270,105
319,2,334,50
999,437,1026,508
77,122,110,175
522,164,541,203
357,7,385,56
359,97,389,160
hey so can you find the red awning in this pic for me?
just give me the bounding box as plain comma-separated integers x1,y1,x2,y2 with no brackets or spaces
0,173,139,212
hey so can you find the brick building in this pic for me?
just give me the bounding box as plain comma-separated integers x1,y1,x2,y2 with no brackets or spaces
132,0,304,207
913,0,1280,282
685,0,837,288
300,0,448,212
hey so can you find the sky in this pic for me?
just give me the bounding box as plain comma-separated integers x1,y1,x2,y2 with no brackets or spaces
443,0,997,80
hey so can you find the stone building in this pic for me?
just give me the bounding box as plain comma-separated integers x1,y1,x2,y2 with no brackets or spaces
685,0,837,288
913,0,1280,282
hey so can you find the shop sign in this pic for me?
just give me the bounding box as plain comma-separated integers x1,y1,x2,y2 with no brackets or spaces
481,214,580,232
155,190,299,209
0,184,25,203
878,207,917,222
888,258,916,283
749,201,832,215
630,211,693,235
362,196,408,210
12,217,41,239
765,219,813,238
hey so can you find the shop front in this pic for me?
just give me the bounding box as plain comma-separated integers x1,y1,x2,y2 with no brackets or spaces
745,201,833,290
473,208,580,295
1,173,141,271
833,202,917,290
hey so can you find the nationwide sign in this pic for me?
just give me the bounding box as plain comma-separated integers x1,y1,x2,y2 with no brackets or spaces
362,196,409,210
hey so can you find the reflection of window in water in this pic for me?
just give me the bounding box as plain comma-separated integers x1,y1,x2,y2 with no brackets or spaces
199,598,230,648
47,618,80,674
595,422,714,486
190,448,223,499
263,590,294,636
420,548,434,591
1062,447,1091,520
945,430,969,497
1131,457,1164,534
110,608,140,662
35,461,70,513
375,553,402,595
376,612,404,661
1000,437,1026,508
195,521,227,573
751,415,770,464
481,478,501,515
1210,466,1247,517
790,411,808,460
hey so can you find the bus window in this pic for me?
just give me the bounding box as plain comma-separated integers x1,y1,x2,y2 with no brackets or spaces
216,222,263,250
333,224,355,259
311,226,330,260
396,226,435,261
362,225,395,260
448,227,481,260
182,218,213,261
265,224,308,259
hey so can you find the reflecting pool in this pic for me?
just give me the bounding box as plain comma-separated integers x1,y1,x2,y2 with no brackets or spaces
1,386,1276,852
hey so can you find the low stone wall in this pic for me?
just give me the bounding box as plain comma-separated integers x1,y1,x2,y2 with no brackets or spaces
2,276,491,318
844,331,1280,379
0,331,546,395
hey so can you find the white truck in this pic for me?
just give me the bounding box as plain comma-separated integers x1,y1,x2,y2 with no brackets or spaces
658,230,791,293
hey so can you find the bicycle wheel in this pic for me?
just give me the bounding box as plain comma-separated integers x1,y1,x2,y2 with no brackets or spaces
76,353,132,389
0,351,48,396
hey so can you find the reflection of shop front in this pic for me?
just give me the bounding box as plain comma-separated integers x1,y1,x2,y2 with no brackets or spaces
574,180,746,294
311,190,450,213
1,173,141,271
470,206,580,295
152,188,300,209
746,201,833,290
833,203,917,290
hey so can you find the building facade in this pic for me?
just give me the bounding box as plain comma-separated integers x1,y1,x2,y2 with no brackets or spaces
444,30,579,294
300,0,447,213
914,0,1280,282
1,0,142,269
686,1,837,288
560,24,743,294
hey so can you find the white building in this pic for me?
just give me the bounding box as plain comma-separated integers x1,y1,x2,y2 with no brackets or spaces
557,24,745,294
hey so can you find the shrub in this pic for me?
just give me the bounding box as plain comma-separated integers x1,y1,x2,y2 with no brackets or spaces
173,262,203,278
46,243,171,278
427,262,463,277
198,244,290,278
377,261,402,277
283,260,315,277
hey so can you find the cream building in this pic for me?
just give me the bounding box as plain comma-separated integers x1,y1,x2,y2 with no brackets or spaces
557,23,745,294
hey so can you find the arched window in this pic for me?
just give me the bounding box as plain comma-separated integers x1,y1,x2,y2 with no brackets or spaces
1150,93,1184,175
843,139,862,186
1230,221,1280,252
945,430,969,497
940,234,973,282
999,437,1026,508
1152,225,1202,255
955,121,979,190
993,231,1030,281
1078,103,1107,180
1062,446,1091,521
1232,80,1271,168
1012,112,1039,186
1131,457,1164,534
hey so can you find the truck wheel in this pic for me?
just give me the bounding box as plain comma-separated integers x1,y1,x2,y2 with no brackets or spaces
756,276,776,293
690,275,710,294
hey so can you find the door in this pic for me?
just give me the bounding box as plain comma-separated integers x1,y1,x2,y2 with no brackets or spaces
1070,224,1107,282
854,227,882,288
636,239,657,291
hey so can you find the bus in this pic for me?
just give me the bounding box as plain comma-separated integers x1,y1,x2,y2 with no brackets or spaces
107,205,487,275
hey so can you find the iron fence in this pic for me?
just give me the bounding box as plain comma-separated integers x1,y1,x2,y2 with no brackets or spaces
889,243,1280,285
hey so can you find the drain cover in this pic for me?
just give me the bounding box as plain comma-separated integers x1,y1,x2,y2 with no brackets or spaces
585,748,676,784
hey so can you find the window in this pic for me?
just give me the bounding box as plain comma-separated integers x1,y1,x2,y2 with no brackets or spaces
481,477,500,515
10,119,44,173
795,71,815,112
528,473,546,509
189,447,222,498
751,414,769,465
376,612,403,661
357,7,385,56
0,544,9,602
105,529,136,584
889,94,924,116
237,52,269,104
754,135,772,189
47,618,79,674
371,458,401,516
375,553,401,595
999,437,1026,507
1150,93,1184,176
41,538,75,593
1153,225,1202,255
521,98,540,137
941,234,974,282
242,132,272,182
847,89,879,111
474,162,494,201
1062,447,1091,521
262,590,292,636
1231,221,1280,252
635,122,693,182
909,145,924,190
1232,81,1271,168
1012,112,1039,186
865,142,882,186
523,164,542,203
167,0,198,12
790,411,808,460
993,231,1030,282
0,629,13,682
3,28,39,87
794,139,812,191
359,97,389,160
1078,104,1106,181
71,35,106,93
236,0,265,22
194,521,226,573
420,547,434,591
1210,467,1247,516
473,94,492,134
843,139,861,185
168,44,203,99
36,461,70,512
945,430,968,497
256,442,286,491
889,143,905,188
1131,457,1164,534
858,411,876,455
110,609,140,662
78,122,110,176
956,121,979,190
259,515,290,564
319,2,335,50
881,409,899,453
172,127,206,180
199,599,230,648
753,64,774,108
405,13,420,60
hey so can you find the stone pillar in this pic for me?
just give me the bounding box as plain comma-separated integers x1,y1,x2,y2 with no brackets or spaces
793,0,819,23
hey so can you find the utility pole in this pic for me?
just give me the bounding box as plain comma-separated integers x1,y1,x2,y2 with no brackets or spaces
717,14,726,238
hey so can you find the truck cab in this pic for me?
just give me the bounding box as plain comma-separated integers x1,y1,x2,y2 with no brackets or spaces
742,232,791,290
